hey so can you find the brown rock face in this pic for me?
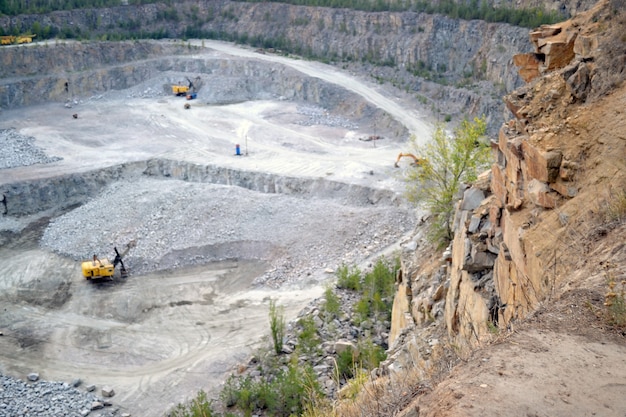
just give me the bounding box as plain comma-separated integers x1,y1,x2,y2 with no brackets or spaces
513,53,543,82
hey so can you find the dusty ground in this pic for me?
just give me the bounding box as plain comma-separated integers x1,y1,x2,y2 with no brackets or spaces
0,41,429,416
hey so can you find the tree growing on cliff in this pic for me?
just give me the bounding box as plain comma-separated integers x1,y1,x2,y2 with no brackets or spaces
406,116,490,246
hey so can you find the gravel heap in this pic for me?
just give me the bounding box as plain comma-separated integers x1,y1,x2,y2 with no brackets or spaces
0,128,62,169
0,374,122,417
40,177,414,287
296,104,359,130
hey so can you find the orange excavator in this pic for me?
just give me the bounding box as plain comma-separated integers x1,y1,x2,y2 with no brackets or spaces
394,152,427,168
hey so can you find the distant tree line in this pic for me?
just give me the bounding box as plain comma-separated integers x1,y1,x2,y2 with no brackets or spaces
0,0,158,16
1,0,564,28
240,0,565,27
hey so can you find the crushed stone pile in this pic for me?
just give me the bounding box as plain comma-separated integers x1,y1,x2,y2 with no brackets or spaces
0,374,121,417
296,104,359,129
40,177,414,287
0,128,62,169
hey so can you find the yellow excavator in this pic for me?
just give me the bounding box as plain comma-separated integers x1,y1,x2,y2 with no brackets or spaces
394,152,427,168
172,83,190,96
81,241,135,280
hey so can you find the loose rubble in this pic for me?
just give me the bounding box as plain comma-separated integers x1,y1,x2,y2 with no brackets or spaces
0,128,62,169
40,178,414,287
0,374,121,417
296,104,359,129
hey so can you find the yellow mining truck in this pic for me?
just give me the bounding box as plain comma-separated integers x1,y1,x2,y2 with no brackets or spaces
0,34,36,45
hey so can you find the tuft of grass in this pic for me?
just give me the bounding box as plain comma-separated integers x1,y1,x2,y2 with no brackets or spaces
604,189,626,224
168,390,217,417
486,320,499,335
603,261,626,328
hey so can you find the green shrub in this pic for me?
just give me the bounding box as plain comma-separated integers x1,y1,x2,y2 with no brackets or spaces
354,297,371,325
221,359,321,417
336,263,361,291
405,116,490,246
269,299,285,355
336,347,357,379
168,390,217,417
358,338,387,370
323,286,341,319
297,315,321,355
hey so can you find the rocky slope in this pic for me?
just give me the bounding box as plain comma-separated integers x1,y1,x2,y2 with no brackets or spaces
385,0,626,414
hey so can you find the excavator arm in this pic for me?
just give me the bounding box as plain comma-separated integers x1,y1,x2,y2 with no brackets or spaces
394,152,426,168
112,240,136,278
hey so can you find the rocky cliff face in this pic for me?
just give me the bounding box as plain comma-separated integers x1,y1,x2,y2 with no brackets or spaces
390,0,626,360
0,41,194,107
0,1,536,132
0,40,406,137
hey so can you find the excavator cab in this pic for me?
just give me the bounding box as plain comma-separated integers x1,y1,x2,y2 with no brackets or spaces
172,84,189,96
82,255,115,280
81,241,134,281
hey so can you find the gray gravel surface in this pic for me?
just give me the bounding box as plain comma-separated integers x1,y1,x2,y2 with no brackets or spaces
0,374,119,417
40,177,414,287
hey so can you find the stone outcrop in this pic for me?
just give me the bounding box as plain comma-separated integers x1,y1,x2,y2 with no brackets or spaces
390,0,624,356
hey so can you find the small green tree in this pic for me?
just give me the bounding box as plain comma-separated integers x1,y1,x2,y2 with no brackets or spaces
322,286,341,319
269,299,285,355
406,116,490,246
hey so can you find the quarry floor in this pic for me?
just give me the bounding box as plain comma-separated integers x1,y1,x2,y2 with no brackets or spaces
0,41,425,416
1,39,625,417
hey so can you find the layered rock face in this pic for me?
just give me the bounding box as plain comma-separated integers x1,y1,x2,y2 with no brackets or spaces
443,0,622,351
390,0,625,357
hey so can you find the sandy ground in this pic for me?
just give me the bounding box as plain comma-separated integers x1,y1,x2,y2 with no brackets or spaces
0,41,429,416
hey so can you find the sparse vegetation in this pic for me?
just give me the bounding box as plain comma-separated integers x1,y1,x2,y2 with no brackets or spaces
220,357,322,417
601,188,626,225
0,0,564,29
168,390,218,417
170,258,398,416
297,316,321,355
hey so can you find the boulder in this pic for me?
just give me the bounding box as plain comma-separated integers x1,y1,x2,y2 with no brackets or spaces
565,62,591,100
574,34,598,58
27,373,39,382
101,386,115,397
461,188,485,211
540,31,577,71
528,179,558,209
513,53,542,82
550,180,578,198
334,340,357,355
521,142,562,183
